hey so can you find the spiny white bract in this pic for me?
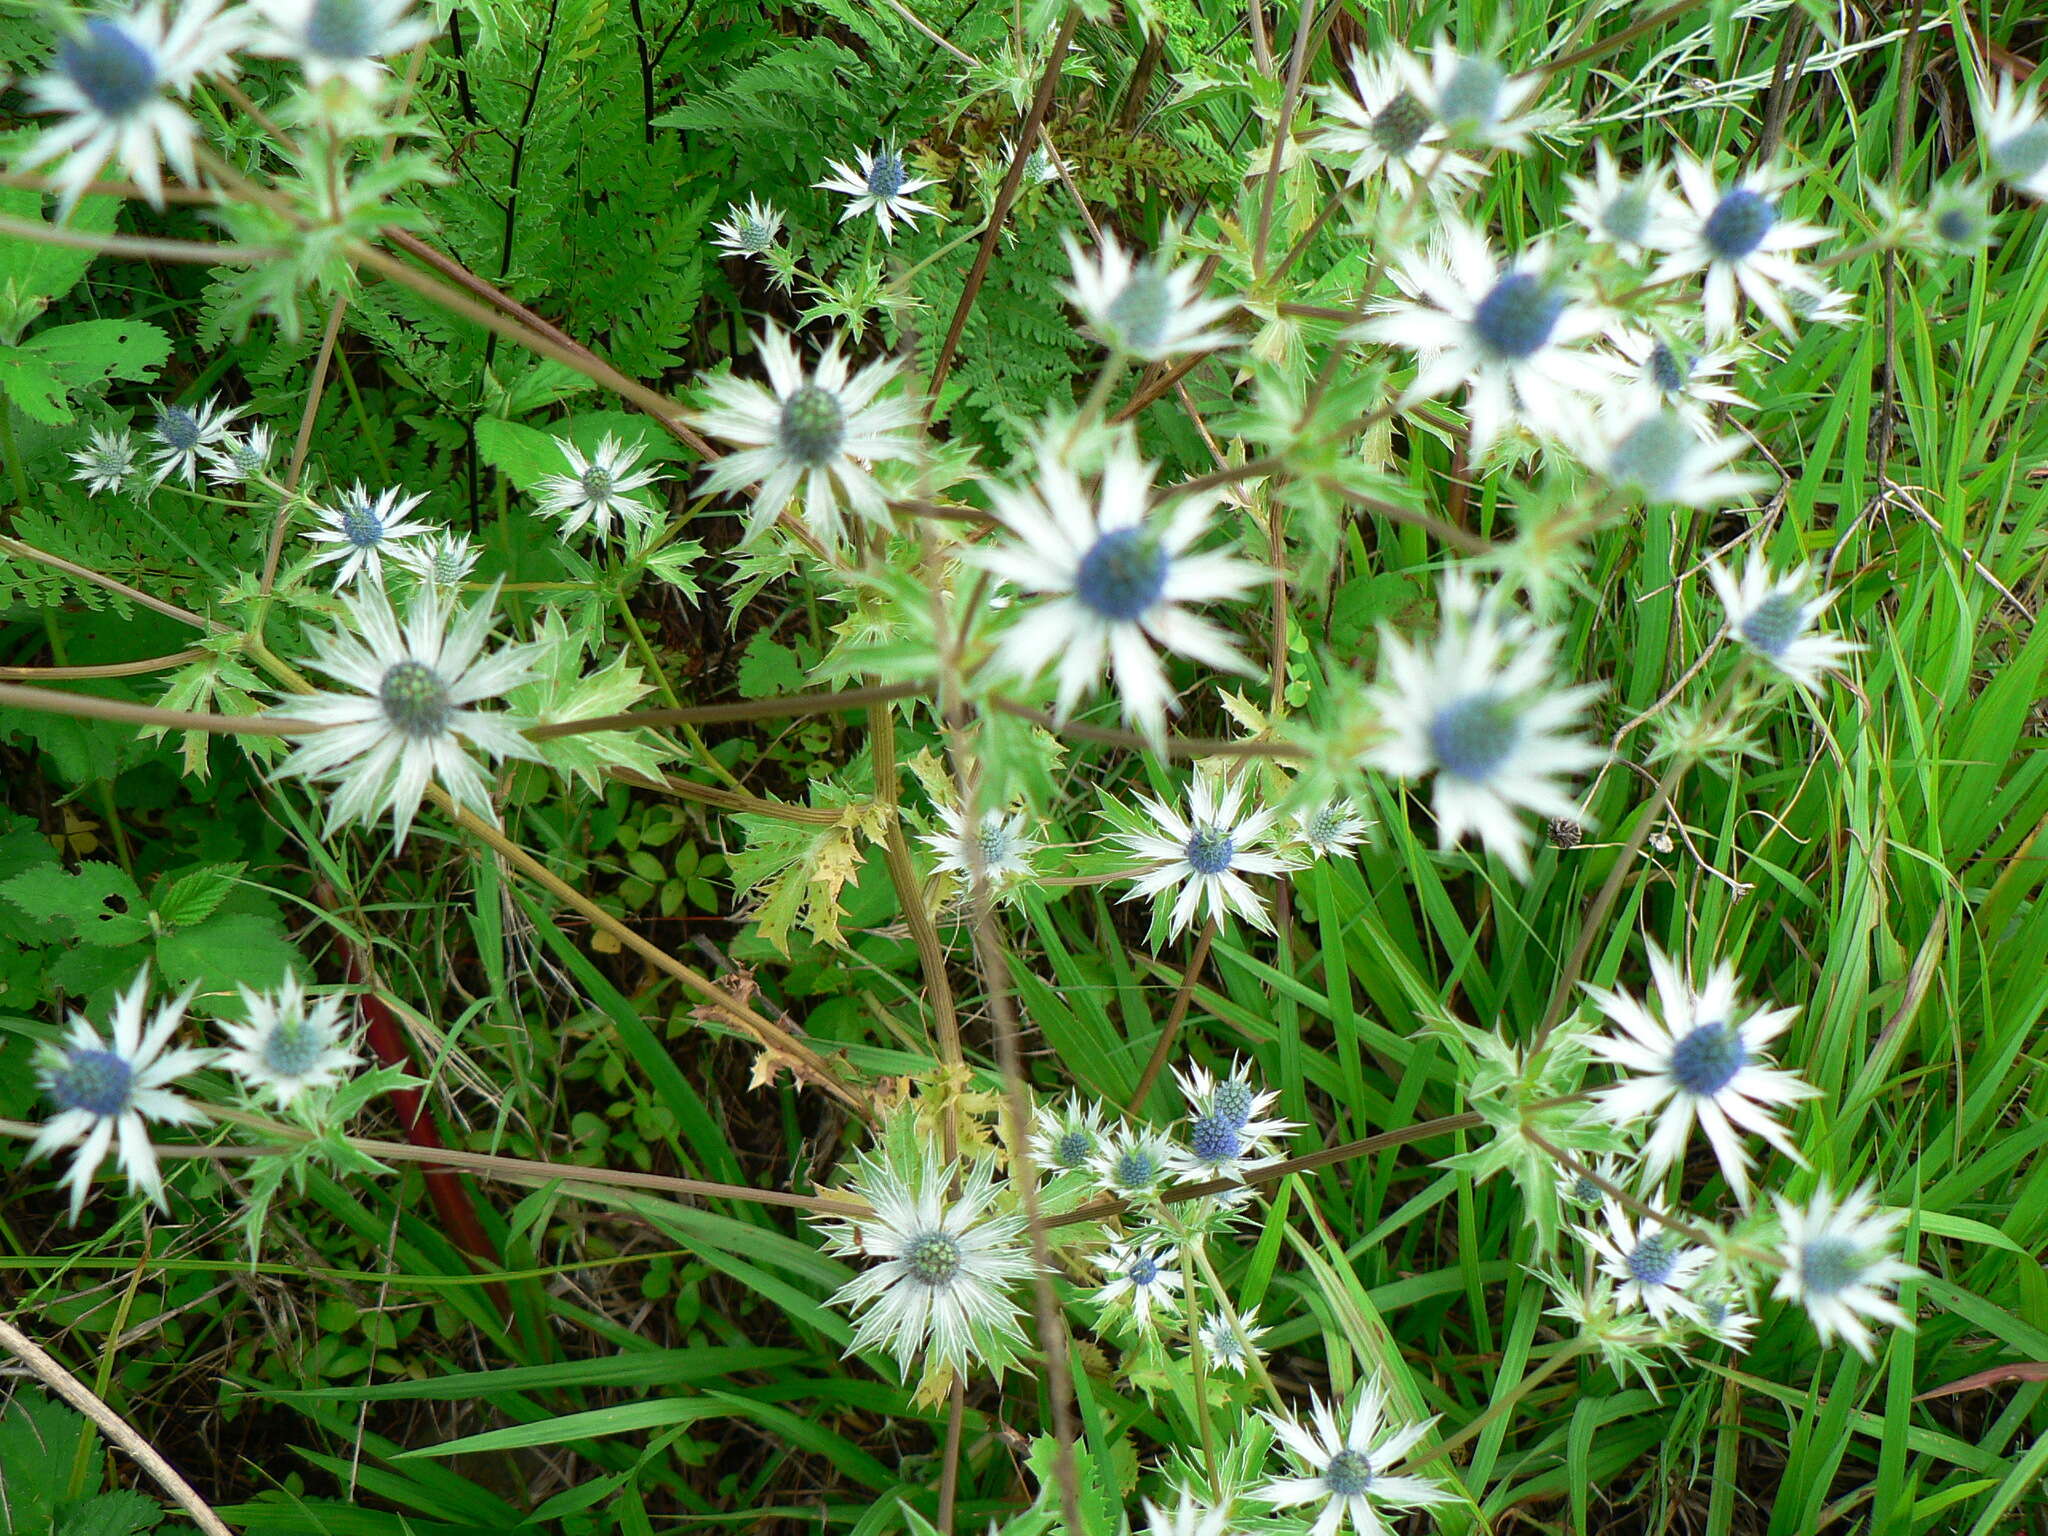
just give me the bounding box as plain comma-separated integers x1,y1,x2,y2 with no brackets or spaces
203,421,278,487
1707,553,1861,693
304,482,436,587
1141,1493,1241,1536
1977,77,2048,202
273,580,544,846
1365,572,1604,879
1062,230,1238,361
1576,1198,1710,1323
920,805,1039,889
711,194,785,257
147,393,241,488
1366,221,1615,454
248,0,439,94
1771,1184,1917,1359
1313,47,1478,194
1095,1239,1183,1330
814,144,937,241
1585,947,1817,1205
1650,156,1831,338
817,1145,1035,1380
1170,1057,1299,1184
29,967,211,1221
218,973,361,1106
16,0,241,212
691,322,920,549
1116,773,1293,939
972,435,1260,744
69,426,141,495
534,432,663,540
1257,1383,1455,1536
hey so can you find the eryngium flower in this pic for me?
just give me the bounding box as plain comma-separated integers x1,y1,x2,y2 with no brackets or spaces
1257,1383,1455,1536
1365,222,1614,453
1978,76,2048,201
1197,1305,1270,1374
1095,1239,1183,1330
973,436,1260,742
1116,773,1293,938
248,0,439,94
1772,1184,1916,1359
815,144,938,240
819,1146,1035,1379
16,0,241,211
1313,47,1478,193
29,968,210,1220
1564,145,1675,257
1365,573,1603,879
1291,797,1370,860
534,432,663,539
146,393,240,489
1577,1199,1710,1323
218,973,361,1106
1029,1094,1109,1175
274,582,543,846
1586,946,1817,1204
203,421,278,487
692,323,920,548
920,805,1039,888
1062,230,1238,360
304,482,436,587
69,426,140,495
711,194,786,257
1707,553,1860,692
1580,406,1766,508
1651,155,1830,338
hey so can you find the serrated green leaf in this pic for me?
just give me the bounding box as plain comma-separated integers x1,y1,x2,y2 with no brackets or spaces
508,609,676,793
24,319,171,392
155,911,296,995
0,1388,92,1535
55,1489,163,1536
0,862,148,946
152,863,245,931
735,634,809,699
472,415,568,494
0,344,71,424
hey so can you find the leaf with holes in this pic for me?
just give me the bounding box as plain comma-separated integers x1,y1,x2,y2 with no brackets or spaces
0,862,149,947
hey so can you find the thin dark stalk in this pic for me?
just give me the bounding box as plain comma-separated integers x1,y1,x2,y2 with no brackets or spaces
928,7,1083,401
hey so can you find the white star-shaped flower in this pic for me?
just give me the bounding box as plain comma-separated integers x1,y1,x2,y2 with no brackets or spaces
972,434,1261,743
28,967,212,1221
691,322,921,548
218,973,362,1106
1115,773,1294,938
1062,229,1238,361
1576,1198,1710,1323
1586,946,1818,1204
534,432,663,540
1706,552,1860,693
273,580,544,845
1257,1383,1455,1536
814,144,938,240
15,0,241,212
1650,155,1831,338
1365,572,1604,879
1365,221,1617,453
1772,1184,1917,1359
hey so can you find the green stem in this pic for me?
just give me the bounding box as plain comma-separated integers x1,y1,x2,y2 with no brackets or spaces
611,588,747,793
